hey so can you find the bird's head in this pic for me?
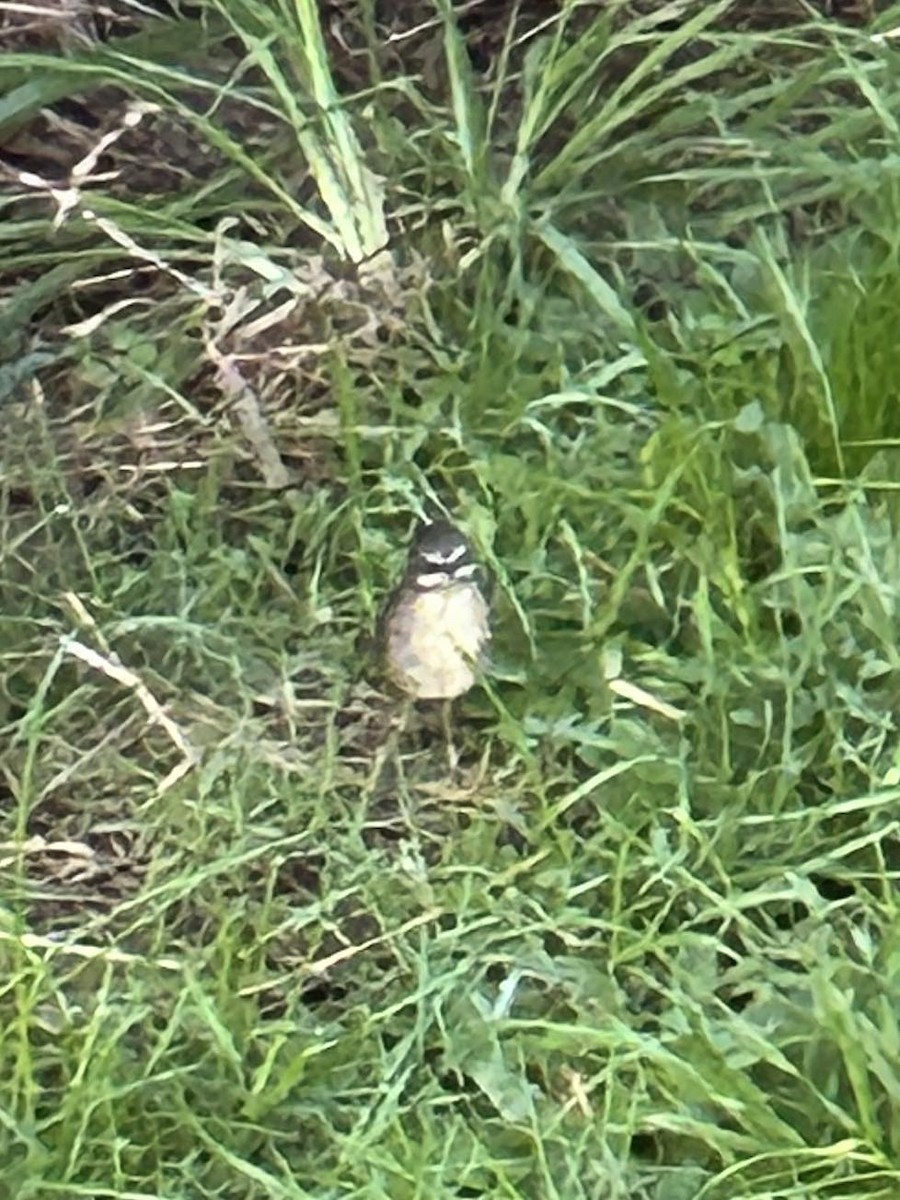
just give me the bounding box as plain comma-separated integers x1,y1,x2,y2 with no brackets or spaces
406,519,479,590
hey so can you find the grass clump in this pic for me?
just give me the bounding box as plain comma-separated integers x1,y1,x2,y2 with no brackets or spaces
3,0,900,1196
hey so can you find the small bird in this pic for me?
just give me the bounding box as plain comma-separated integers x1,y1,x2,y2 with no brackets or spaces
382,518,491,702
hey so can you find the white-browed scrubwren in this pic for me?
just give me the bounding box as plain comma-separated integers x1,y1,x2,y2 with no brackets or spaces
381,519,490,701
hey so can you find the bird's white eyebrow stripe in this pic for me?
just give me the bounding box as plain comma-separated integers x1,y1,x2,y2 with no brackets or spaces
422,542,468,565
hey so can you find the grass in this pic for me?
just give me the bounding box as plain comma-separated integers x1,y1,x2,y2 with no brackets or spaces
3,0,900,1195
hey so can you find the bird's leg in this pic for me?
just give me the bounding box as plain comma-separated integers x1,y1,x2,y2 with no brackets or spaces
368,697,413,796
393,697,415,781
441,698,459,778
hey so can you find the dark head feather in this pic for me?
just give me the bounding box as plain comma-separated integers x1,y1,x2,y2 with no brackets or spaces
407,520,477,589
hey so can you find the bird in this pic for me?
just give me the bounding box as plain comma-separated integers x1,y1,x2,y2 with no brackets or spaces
380,517,491,771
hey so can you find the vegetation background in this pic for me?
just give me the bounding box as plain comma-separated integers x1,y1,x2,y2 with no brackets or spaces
2,0,900,1196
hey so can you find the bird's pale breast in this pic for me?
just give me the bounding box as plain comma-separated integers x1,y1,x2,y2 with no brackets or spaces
386,582,489,700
